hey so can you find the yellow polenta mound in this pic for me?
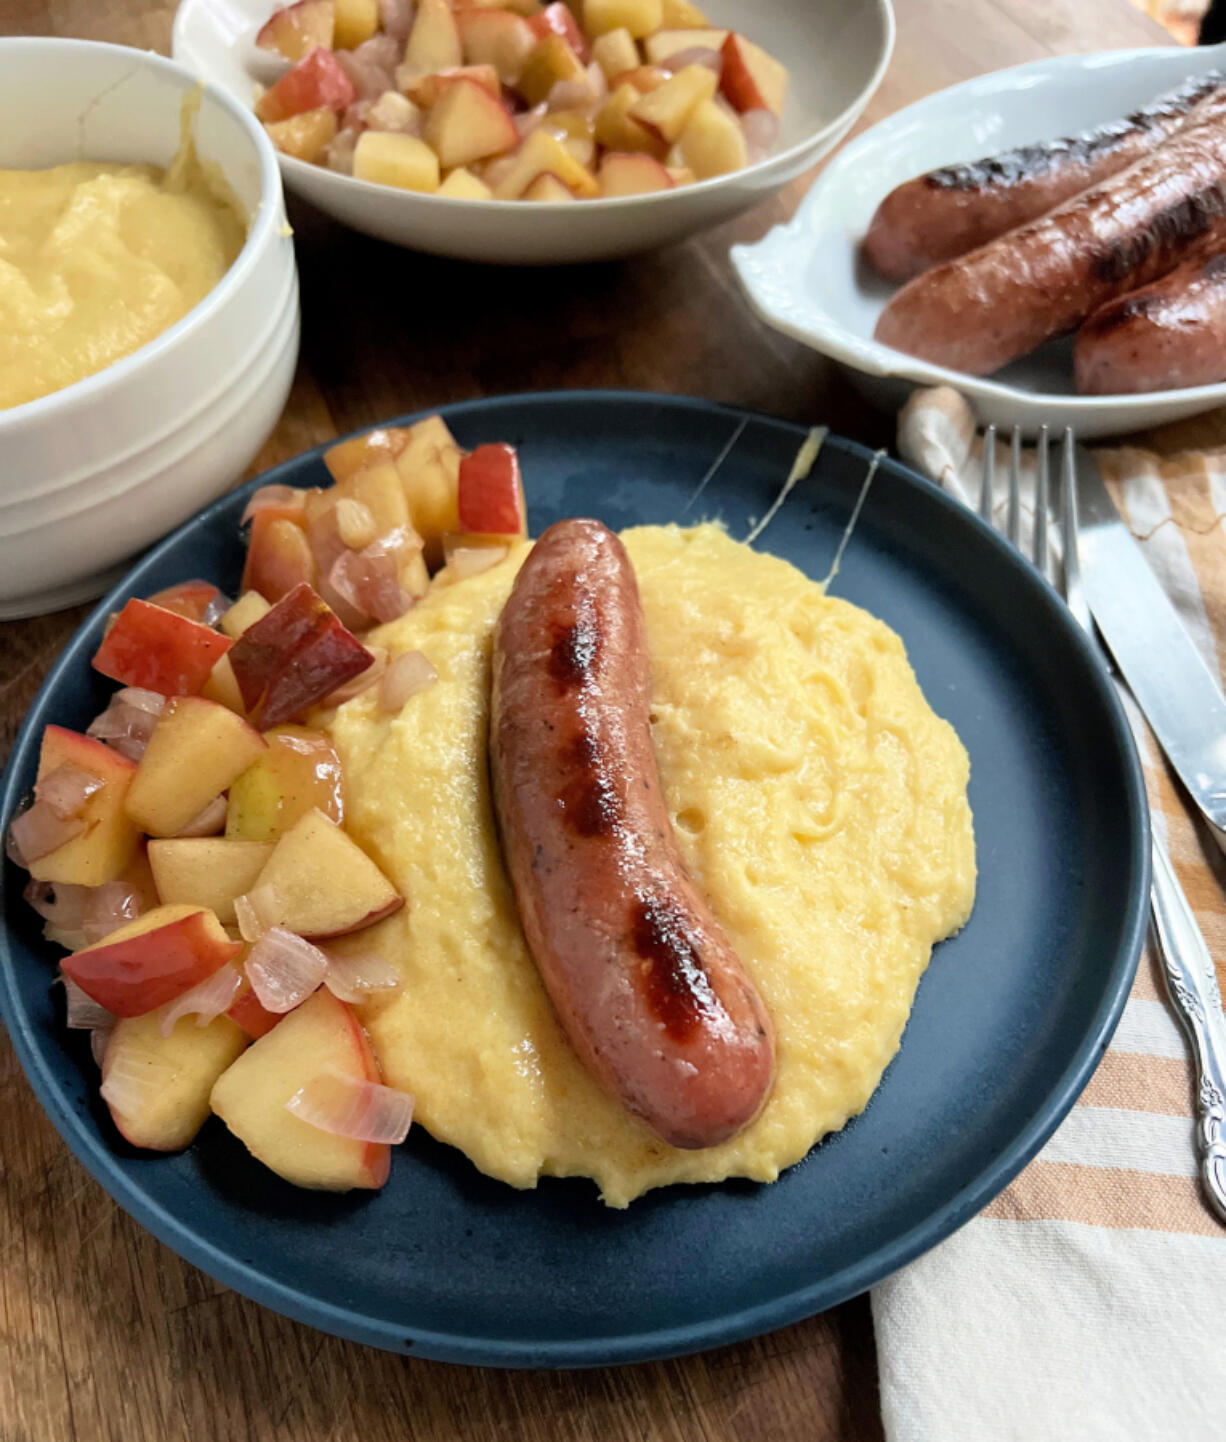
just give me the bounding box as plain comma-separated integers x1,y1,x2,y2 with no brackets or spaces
325,523,976,1207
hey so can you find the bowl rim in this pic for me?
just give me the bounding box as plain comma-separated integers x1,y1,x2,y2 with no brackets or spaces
174,0,896,212
0,36,286,431
731,39,1226,415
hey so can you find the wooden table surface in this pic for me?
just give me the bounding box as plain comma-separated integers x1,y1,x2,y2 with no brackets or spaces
1,1,1170,1438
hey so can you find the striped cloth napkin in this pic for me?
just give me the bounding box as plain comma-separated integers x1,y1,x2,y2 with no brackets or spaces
869,386,1226,1442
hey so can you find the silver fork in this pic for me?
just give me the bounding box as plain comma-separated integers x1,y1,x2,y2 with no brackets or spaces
986,425,1226,1224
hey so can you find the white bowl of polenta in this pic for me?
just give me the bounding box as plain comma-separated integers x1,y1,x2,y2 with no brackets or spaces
0,38,300,620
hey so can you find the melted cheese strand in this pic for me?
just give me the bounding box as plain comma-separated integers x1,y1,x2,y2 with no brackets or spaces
676,417,750,520
823,449,885,592
744,426,827,545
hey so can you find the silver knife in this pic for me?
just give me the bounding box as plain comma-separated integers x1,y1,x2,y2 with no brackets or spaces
1075,447,1226,852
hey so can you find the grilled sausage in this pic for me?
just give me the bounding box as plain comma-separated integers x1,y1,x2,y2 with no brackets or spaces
1075,252,1226,393
490,519,776,1150
864,70,1226,282
873,111,1226,377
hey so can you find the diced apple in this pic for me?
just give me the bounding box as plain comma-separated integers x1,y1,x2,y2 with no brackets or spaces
402,63,501,107
583,0,662,38
103,1009,248,1151
227,975,283,1039
365,90,420,133
228,584,373,729
257,0,336,61
93,599,232,697
253,807,402,939
610,63,670,92
523,171,577,201
629,62,716,143
63,904,242,1017
148,838,275,925
26,727,140,886
594,83,667,155
517,33,586,106
124,697,267,838
527,3,588,61
454,8,537,83
492,128,598,197
437,165,494,198
720,33,788,118
337,461,412,538
221,591,272,641
255,47,357,123
225,725,346,842
665,163,695,185
210,987,389,1190
353,130,440,190
591,26,639,82
424,77,519,168
265,105,338,162
395,414,463,568
201,654,247,715
406,0,463,69
661,0,710,24
598,150,674,195
323,427,409,483
643,26,727,63
675,95,748,177
332,0,378,48
242,513,317,604
145,580,225,625
457,444,527,536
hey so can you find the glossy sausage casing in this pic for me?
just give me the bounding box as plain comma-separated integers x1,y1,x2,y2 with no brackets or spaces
863,71,1226,283
1075,252,1226,394
490,519,776,1150
874,109,1226,377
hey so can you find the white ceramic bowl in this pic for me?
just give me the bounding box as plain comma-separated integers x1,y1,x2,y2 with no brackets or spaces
172,0,895,264
731,42,1226,441
0,38,299,619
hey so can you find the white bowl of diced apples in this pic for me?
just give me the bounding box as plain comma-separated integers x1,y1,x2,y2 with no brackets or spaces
172,0,895,263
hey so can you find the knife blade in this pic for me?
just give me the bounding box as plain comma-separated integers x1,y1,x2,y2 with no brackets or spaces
1074,446,1226,847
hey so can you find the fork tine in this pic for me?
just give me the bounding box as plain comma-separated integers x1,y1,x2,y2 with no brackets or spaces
1007,427,1022,545
1033,425,1050,577
979,424,996,522
1060,427,1094,638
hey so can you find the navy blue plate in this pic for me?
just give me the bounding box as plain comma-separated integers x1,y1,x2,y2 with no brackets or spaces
0,392,1148,1368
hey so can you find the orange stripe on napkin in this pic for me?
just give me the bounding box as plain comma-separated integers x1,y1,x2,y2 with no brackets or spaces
984,1161,1217,1237
1076,1050,1194,1117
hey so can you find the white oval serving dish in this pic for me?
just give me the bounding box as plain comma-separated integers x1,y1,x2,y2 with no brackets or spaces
731,41,1226,440
171,0,895,265
0,38,300,619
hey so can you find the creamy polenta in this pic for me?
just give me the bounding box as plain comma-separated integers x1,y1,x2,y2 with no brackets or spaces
0,140,245,409
326,523,976,1207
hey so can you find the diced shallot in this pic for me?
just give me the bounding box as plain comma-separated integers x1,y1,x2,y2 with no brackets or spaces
286,1064,414,1145
87,687,164,761
741,108,779,165
326,129,359,175
335,42,396,101
25,877,91,932
80,880,146,943
378,0,415,41
366,90,420,135
450,546,507,581
234,883,282,944
35,764,104,820
246,926,329,1013
174,795,228,837
100,1050,178,1115
514,103,549,140
159,963,244,1037
240,484,306,526
8,801,84,864
379,650,438,712
60,975,116,1031
201,592,230,628
90,1025,113,1068
323,948,401,1002
666,45,723,74
328,536,415,625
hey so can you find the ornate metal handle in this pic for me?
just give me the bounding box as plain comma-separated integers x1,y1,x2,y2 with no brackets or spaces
1149,836,1226,1224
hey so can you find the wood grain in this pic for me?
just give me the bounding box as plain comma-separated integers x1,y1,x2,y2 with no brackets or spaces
0,2,1170,1439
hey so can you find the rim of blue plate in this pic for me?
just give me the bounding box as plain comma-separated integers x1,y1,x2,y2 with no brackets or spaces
0,390,1151,1367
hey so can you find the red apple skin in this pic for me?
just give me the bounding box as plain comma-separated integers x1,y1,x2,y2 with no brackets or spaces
227,979,283,1039
718,33,786,117
528,3,588,61
228,583,374,729
457,444,527,537
145,581,225,625
256,0,335,61
92,599,233,696
62,910,242,1018
256,47,357,124
242,512,318,604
